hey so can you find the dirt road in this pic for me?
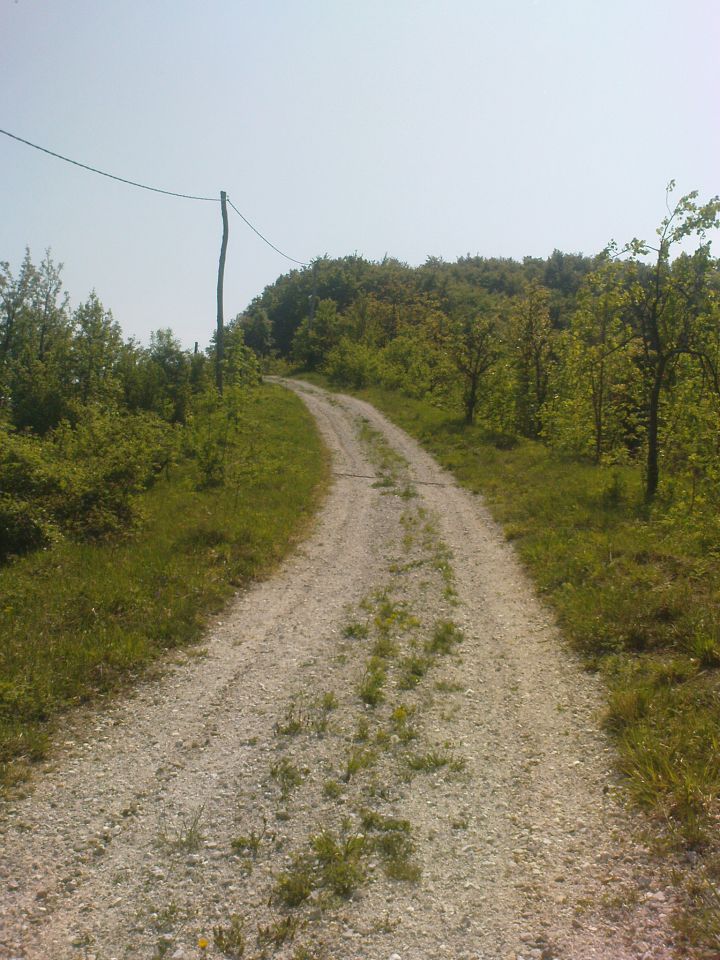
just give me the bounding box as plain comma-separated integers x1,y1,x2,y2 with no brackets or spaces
0,381,676,959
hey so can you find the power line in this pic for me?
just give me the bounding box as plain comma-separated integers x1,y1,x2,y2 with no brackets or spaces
1,125,309,266
0,127,218,201
227,198,308,266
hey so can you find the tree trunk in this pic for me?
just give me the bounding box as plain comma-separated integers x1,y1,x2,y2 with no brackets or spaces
464,374,478,425
645,372,663,502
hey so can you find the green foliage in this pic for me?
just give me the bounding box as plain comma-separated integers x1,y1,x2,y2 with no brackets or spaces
253,187,720,512
324,337,381,388
358,657,386,706
0,407,176,558
344,384,720,850
311,829,366,897
427,620,464,655
0,385,327,783
291,299,346,370
213,915,246,958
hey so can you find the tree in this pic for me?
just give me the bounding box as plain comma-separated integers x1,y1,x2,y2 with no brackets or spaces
235,307,274,357
0,251,74,432
438,289,503,424
562,262,638,462
290,299,345,370
71,292,123,405
617,183,720,501
0,249,36,366
510,281,553,438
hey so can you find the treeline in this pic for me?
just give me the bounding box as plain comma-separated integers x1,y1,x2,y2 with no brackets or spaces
0,250,258,560
238,185,720,507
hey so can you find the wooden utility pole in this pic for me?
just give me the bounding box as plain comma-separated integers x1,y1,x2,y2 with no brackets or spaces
216,189,229,394
308,257,318,324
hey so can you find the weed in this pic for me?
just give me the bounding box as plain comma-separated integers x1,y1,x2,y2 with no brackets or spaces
427,620,464,655
158,804,205,852
343,746,377,781
604,686,651,731
274,855,315,907
435,679,464,693
372,912,400,933
359,809,421,881
270,758,304,800
320,691,338,711
688,623,720,669
343,621,369,640
311,829,366,897
274,703,307,737
256,915,302,947
360,809,411,833
674,865,720,951
291,945,326,960
213,914,246,958
231,821,267,857
150,901,180,932
359,657,386,706
398,653,430,689
451,811,470,830
354,717,370,741
390,704,418,741
375,726,391,747
372,634,397,658
374,596,420,637
406,749,465,773
323,779,343,799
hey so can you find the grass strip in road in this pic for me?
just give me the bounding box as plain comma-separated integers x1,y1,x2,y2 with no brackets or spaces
296,378,720,853
0,384,328,787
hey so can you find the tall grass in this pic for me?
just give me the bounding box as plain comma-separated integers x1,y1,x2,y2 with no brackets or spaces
0,384,328,785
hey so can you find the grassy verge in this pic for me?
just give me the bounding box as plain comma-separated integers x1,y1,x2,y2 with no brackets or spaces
0,383,328,787
295,377,720,916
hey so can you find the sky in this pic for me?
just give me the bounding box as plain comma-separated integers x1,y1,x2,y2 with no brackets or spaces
1,0,718,349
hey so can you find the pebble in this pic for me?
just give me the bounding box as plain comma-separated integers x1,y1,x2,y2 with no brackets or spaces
0,393,681,960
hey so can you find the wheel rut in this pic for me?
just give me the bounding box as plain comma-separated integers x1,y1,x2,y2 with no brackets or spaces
0,380,676,960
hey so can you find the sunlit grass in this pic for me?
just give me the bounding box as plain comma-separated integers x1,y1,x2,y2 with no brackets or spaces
0,384,328,785
302,380,720,847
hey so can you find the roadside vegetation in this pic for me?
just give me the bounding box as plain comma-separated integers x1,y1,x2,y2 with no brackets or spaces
348,387,720,838
0,252,327,786
233,185,720,948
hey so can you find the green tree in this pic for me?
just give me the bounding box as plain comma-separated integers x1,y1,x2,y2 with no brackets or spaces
0,249,36,367
71,292,123,406
0,251,74,432
291,299,345,370
510,281,553,438
547,263,638,461
236,307,274,356
438,289,503,424
617,183,720,501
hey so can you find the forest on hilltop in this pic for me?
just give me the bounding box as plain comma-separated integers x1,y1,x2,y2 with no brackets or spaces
237,186,720,508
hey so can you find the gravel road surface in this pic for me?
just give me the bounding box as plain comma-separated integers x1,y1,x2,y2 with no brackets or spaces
0,380,677,960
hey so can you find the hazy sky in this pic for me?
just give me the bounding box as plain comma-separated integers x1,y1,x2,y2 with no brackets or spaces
2,0,718,348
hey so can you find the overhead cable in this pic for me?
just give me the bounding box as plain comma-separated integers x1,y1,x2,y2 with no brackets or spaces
227,198,308,266
0,127,218,202
1,125,309,266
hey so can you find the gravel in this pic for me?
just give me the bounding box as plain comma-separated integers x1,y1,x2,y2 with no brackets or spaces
0,380,679,959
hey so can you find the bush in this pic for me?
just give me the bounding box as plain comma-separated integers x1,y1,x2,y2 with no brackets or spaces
0,408,177,557
324,337,381,389
0,495,56,558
